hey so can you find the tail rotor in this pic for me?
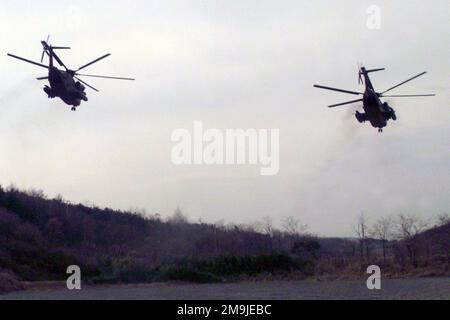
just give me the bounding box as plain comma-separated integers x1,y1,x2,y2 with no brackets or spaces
40,35,50,63
40,35,71,67
357,62,363,85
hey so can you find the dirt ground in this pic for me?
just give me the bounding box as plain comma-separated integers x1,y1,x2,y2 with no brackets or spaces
1,277,449,300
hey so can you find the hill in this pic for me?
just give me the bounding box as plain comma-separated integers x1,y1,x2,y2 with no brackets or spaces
0,185,448,291
0,186,324,284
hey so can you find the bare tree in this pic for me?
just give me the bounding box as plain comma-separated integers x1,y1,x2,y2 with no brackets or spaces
261,216,274,251
395,214,427,239
436,213,449,226
395,214,428,267
371,216,393,263
282,216,308,249
353,213,369,262
261,216,274,236
282,216,308,236
168,207,189,224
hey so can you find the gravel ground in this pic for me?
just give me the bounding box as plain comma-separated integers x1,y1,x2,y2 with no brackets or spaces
1,277,448,300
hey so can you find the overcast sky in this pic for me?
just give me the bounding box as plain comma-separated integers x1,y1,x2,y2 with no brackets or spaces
0,1,449,236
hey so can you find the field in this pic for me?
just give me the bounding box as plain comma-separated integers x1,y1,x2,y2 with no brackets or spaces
1,278,449,300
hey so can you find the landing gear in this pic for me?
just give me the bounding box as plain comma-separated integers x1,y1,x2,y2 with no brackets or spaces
71,107,77,111
378,128,383,133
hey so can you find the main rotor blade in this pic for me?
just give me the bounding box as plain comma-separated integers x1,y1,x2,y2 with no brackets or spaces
381,94,435,97
74,76,99,92
381,72,427,94
76,54,111,72
36,76,49,80
76,73,135,81
328,98,363,108
7,53,49,69
314,84,362,95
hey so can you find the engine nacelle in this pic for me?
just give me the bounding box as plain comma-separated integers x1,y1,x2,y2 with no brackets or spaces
390,110,397,121
383,102,397,121
75,81,85,92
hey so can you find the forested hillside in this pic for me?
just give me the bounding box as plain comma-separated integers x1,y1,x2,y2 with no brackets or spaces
0,185,448,286
0,186,322,282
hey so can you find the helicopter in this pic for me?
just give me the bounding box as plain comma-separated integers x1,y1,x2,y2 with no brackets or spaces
7,37,135,111
314,66,435,132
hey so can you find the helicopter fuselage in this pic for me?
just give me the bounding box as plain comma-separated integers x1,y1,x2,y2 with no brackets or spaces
7,38,134,111
361,89,388,129
313,66,436,133
357,69,396,131
44,66,88,107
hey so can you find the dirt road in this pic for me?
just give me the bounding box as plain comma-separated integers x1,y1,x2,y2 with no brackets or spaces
1,277,448,300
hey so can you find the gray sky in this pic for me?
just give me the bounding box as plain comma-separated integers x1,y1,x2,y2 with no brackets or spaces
0,0,449,236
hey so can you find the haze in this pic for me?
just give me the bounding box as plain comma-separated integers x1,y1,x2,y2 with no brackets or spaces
0,0,449,236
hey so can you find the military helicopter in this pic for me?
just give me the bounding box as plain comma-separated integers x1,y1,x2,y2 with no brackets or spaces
7,37,135,111
314,66,435,132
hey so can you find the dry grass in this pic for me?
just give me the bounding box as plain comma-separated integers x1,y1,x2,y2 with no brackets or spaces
312,254,449,281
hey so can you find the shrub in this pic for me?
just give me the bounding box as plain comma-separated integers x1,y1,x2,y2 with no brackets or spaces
161,252,313,283
115,264,158,283
164,267,222,283
194,252,311,276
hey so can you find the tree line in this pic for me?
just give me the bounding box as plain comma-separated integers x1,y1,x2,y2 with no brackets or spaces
0,185,448,282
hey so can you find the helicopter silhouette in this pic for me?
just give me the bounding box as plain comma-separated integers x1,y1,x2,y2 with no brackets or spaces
7,36,135,111
314,65,435,132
